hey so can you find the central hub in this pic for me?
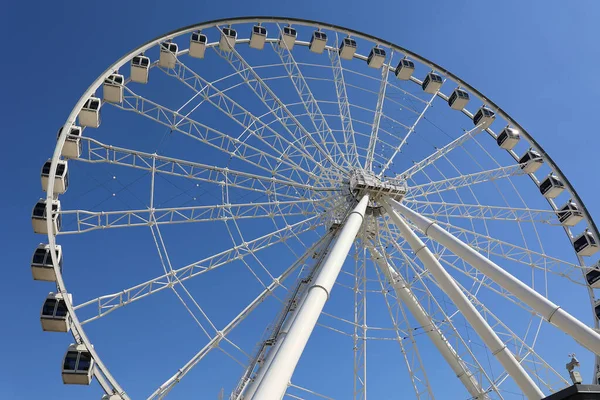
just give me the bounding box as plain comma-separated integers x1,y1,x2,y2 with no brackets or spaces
348,169,407,216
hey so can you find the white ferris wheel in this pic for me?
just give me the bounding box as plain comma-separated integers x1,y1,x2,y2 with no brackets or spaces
32,16,600,400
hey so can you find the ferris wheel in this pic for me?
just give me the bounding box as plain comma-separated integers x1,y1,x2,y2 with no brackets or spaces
32,16,600,400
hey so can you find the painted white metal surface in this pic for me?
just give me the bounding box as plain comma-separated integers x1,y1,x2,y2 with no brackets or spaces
38,16,600,399
383,198,544,400
250,196,369,400
386,197,600,356
368,245,489,400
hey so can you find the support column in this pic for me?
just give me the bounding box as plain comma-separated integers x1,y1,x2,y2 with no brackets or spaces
382,199,544,400
250,195,370,400
368,246,489,399
386,197,600,357
241,291,308,399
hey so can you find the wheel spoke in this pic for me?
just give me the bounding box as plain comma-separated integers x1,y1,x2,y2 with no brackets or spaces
365,51,393,172
407,164,528,199
147,231,333,399
329,32,360,166
58,197,331,234
74,214,326,323
113,86,320,182
159,57,331,180
213,26,346,174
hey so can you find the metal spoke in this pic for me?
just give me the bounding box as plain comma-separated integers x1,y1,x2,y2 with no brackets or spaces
329,32,360,166
112,86,319,181
365,51,393,172
407,164,528,199
74,214,326,323
148,231,333,399
213,27,346,174
159,57,331,181
378,90,439,177
405,200,559,225
399,123,486,179
272,23,350,168
59,197,331,234
368,242,435,400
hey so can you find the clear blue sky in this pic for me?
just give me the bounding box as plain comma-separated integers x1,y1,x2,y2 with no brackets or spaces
2,1,600,399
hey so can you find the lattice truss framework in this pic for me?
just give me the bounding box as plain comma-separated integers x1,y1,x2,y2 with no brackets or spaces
36,17,600,400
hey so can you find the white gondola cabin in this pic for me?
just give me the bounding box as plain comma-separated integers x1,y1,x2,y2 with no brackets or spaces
62,344,94,385
586,262,600,289
557,200,584,227
309,31,327,54
32,199,61,235
41,159,69,194
448,88,470,110
422,72,443,94
250,25,267,50
395,59,415,80
339,37,357,60
78,97,101,128
539,174,565,199
103,73,124,103
41,292,71,332
31,243,62,281
219,27,237,52
279,26,297,50
367,47,386,69
130,55,150,84
473,106,495,129
159,42,178,69
595,298,600,319
189,31,208,58
497,127,520,150
519,149,543,173
573,230,599,257
58,125,82,159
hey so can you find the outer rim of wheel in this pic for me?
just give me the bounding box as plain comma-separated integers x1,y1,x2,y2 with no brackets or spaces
44,16,599,397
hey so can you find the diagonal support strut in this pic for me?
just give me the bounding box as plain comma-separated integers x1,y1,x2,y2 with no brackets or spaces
382,197,544,400
250,195,370,400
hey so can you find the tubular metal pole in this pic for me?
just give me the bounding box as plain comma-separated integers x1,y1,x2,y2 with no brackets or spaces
382,199,544,400
386,197,600,356
250,195,370,400
242,291,308,399
367,245,489,399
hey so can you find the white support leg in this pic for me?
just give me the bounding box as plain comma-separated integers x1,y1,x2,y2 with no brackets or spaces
241,291,308,399
367,245,489,400
250,195,370,400
386,197,600,357
382,199,544,400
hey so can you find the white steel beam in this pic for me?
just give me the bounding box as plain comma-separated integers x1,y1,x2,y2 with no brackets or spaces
367,245,488,399
147,232,332,400
78,136,336,195
365,51,393,171
213,30,344,173
250,195,370,400
237,232,338,399
58,197,330,234
399,123,485,180
241,290,308,399
407,164,527,199
329,33,360,166
272,24,349,169
382,198,544,400
387,197,600,363
378,91,438,178
161,58,329,178
75,214,324,324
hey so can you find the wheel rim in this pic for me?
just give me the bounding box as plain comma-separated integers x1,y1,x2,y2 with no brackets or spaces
40,16,599,399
